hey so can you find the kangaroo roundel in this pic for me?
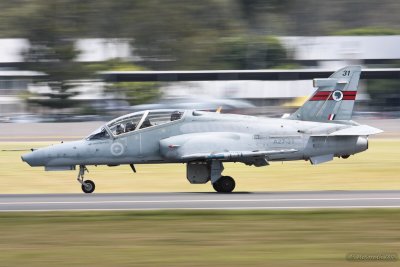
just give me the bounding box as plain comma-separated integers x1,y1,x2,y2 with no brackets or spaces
111,142,124,156
332,90,343,101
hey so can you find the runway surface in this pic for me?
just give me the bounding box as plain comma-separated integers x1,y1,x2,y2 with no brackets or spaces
1,190,400,211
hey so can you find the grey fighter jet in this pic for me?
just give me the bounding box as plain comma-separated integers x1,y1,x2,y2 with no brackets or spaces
22,66,382,193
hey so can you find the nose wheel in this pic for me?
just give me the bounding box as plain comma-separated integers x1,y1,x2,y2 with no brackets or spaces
81,180,95,194
77,165,96,194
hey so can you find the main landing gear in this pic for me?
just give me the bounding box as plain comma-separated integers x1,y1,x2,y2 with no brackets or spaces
210,161,236,193
212,176,236,193
77,165,96,194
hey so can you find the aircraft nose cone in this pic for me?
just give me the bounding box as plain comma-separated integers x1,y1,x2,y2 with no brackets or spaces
21,150,45,167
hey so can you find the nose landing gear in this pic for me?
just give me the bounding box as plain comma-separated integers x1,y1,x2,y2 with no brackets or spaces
81,180,95,194
77,165,96,193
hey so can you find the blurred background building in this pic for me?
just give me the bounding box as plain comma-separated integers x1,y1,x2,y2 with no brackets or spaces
0,0,399,121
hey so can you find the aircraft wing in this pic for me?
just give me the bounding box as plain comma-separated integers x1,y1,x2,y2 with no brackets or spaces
181,149,297,161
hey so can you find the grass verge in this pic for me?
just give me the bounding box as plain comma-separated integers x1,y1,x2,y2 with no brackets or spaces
0,209,399,266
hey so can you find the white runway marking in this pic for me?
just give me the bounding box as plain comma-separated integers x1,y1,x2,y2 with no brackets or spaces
0,197,400,207
1,197,400,206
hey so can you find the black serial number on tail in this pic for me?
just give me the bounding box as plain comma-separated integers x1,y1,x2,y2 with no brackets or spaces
343,70,351,76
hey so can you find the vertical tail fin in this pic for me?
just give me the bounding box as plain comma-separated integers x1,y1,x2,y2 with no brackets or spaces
288,66,361,122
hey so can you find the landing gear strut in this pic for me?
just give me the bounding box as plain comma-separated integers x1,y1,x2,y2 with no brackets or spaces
77,165,95,194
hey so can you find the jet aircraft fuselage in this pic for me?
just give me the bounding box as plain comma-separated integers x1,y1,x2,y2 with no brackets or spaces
22,111,368,168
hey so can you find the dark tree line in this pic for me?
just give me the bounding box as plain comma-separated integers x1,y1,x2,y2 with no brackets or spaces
2,0,399,70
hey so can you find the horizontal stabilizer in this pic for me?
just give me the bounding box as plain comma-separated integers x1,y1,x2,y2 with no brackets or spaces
328,125,383,136
313,78,347,87
182,149,297,161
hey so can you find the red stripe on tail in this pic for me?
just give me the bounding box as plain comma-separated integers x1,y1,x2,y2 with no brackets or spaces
310,90,357,101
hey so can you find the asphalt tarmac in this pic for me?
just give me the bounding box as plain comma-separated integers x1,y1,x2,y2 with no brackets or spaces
1,190,400,211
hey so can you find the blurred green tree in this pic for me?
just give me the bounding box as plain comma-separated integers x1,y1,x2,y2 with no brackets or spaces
212,35,289,69
123,0,241,70
366,79,400,111
14,0,93,109
90,60,161,106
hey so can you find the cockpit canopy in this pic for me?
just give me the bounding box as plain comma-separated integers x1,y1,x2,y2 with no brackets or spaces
87,110,184,140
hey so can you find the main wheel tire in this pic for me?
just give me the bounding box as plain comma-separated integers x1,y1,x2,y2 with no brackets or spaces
213,176,235,193
212,181,222,192
82,180,95,194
